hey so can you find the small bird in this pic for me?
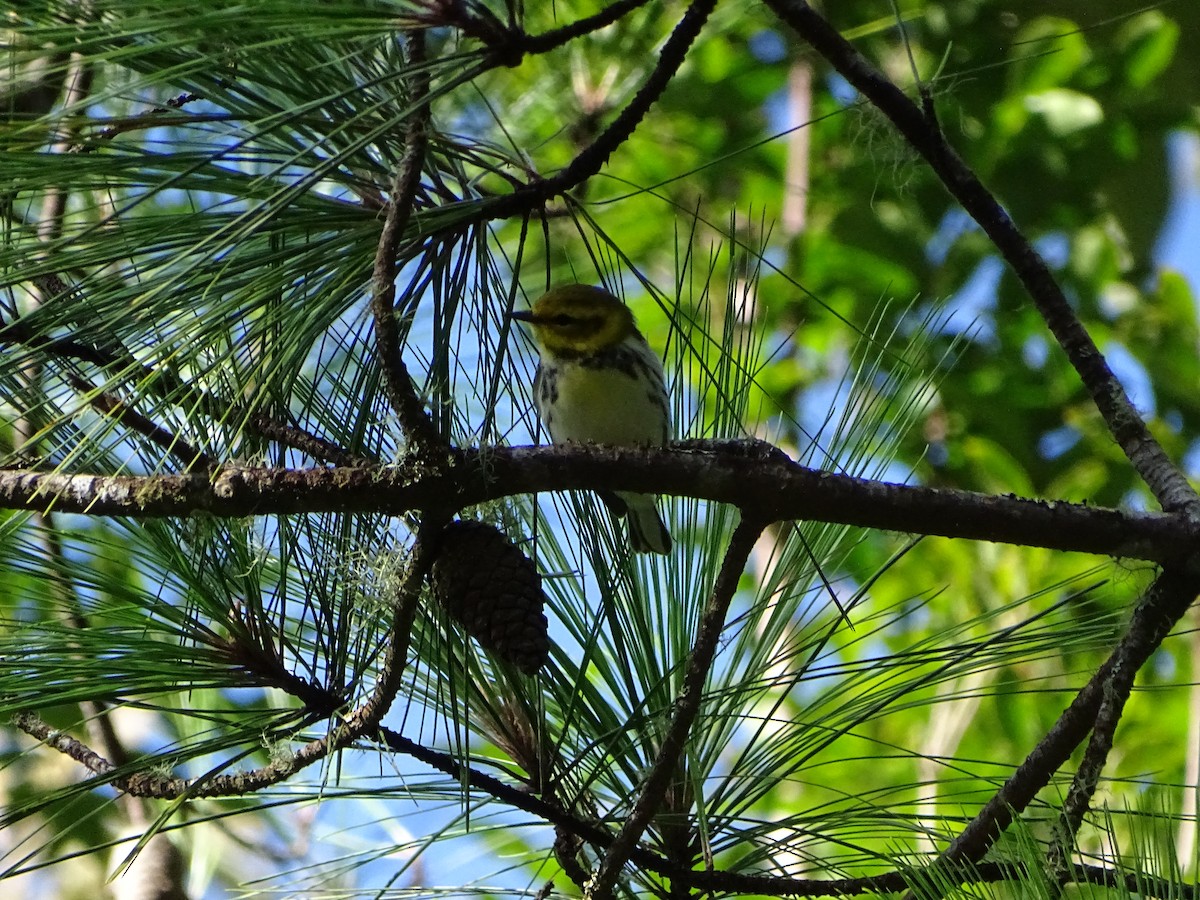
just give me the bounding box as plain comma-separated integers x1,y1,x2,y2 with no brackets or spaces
509,284,672,554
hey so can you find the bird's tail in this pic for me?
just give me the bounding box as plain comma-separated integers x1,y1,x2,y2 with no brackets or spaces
605,491,671,555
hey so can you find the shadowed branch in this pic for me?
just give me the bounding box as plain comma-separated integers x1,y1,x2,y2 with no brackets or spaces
762,0,1200,518
1,443,1198,566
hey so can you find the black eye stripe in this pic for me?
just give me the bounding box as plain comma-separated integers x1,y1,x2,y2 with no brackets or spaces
548,313,605,328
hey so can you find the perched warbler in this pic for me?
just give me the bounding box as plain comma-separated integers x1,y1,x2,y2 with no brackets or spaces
509,284,672,554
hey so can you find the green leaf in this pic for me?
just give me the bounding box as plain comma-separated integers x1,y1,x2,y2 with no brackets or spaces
1117,11,1181,90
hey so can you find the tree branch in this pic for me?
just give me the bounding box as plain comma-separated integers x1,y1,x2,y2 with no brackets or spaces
588,515,767,898
66,373,214,472
471,0,717,223
519,0,655,56
246,415,376,468
942,568,1200,866
0,445,1197,566
14,707,332,799
761,0,1200,518
82,90,201,148
370,31,443,455
17,704,1196,900
1046,659,1135,876
14,711,120,776
431,0,654,60
350,516,445,727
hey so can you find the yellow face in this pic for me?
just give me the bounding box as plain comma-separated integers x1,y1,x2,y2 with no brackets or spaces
510,284,636,355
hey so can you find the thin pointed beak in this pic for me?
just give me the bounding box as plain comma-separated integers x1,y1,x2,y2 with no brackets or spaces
508,309,536,323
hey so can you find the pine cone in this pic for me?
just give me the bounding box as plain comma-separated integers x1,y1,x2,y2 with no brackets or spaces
430,520,549,675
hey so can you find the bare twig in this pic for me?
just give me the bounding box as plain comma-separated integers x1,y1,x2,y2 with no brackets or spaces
246,415,375,468
14,707,328,798
351,516,446,726
588,516,767,899
418,0,652,63
544,0,715,193
762,0,1200,518
81,91,202,147
14,711,119,775
370,31,443,455
1046,662,1135,875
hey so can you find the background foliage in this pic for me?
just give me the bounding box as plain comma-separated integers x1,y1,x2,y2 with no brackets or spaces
1,0,1199,897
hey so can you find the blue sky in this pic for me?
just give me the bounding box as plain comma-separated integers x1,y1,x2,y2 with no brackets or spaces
1158,131,1200,298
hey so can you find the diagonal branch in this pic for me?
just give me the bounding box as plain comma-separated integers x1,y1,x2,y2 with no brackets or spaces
14,711,126,777
1046,656,1137,875
545,0,716,191
14,521,440,801
351,516,446,727
370,30,443,455
762,0,1199,518
13,707,332,798
519,0,655,56
941,568,1200,867
434,0,654,60
66,373,214,472
245,415,375,468
471,0,717,223
587,515,767,899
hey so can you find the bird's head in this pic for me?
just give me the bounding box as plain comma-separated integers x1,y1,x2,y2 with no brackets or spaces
509,284,637,356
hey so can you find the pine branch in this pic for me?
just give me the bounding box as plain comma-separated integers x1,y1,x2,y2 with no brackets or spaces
470,0,717,223
246,415,376,468
427,0,654,61
519,0,655,56
20,706,1194,900
1047,666,1133,875
82,90,201,147
66,374,215,472
370,30,443,456
1,301,369,467
13,707,332,799
350,516,445,728
14,711,118,776
0,444,1197,565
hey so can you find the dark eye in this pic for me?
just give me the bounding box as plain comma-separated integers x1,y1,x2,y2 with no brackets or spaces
552,314,575,325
